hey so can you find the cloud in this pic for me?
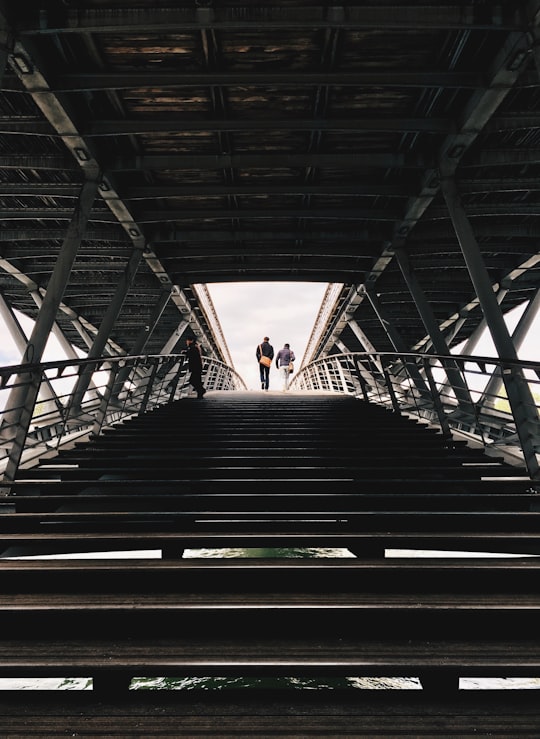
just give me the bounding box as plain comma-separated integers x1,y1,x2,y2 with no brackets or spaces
207,282,328,389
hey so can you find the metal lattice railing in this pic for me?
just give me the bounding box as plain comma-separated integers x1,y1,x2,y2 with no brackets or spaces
291,351,540,480
0,352,245,482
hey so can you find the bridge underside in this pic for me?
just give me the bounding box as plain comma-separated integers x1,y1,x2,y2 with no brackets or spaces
0,2,540,735
0,2,538,365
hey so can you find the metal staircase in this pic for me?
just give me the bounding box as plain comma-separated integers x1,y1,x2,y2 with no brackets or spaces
0,391,539,735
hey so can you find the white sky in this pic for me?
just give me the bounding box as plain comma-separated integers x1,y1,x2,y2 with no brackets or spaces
207,281,328,390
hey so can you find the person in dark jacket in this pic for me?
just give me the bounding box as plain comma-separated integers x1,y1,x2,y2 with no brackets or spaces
185,336,206,398
256,336,274,391
275,342,295,391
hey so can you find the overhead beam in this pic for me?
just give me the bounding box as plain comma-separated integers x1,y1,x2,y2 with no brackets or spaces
322,22,533,337
17,5,523,34
8,34,226,361
0,206,404,223
36,71,485,91
0,182,410,198
111,152,433,171
81,117,455,136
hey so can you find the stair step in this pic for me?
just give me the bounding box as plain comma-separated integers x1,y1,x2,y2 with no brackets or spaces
0,638,538,677
2,510,540,532
0,556,539,592
12,492,540,513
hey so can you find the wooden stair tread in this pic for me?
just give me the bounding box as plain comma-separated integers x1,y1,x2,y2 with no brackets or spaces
0,638,540,668
1,556,538,572
1,691,540,738
2,592,540,609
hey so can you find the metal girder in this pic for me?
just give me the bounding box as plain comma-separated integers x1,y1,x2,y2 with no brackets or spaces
313,23,533,350
440,169,539,478
0,292,61,413
151,229,388,244
0,229,128,242
16,5,523,34
0,0,538,422
84,117,454,136
34,71,485,91
6,31,229,363
111,289,173,399
160,320,189,356
1,178,100,482
111,152,433,171
67,246,144,416
477,288,540,411
0,206,403,223
0,182,410,198
363,285,430,397
394,245,477,418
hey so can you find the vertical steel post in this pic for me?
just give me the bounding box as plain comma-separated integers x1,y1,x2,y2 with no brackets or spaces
440,170,539,478
382,366,400,413
138,359,161,417
423,359,453,440
90,363,122,438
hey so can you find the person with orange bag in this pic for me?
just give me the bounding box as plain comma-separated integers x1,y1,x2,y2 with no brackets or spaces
256,336,274,391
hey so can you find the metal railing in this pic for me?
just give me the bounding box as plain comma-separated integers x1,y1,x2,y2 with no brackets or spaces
291,351,540,480
1,346,538,483
0,352,246,482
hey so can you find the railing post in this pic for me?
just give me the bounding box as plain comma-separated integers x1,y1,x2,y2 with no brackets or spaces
350,356,368,400
138,359,160,416
91,363,122,438
167,359,186,402
423,358,454,441
382,365,400,413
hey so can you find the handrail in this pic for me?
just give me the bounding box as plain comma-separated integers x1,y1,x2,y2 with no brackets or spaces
0,352,246,484
291,350,540,480
1,346,537,483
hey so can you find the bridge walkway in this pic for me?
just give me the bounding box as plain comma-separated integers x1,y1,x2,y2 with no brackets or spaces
0,391,539,736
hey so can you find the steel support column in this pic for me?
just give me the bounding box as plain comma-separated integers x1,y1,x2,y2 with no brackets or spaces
348,319,384,374
160,320,189,355
29,289,100,402
394,245,477,420
1,178,100,483
112,288,172,399
336,339,376,396
475,289,540,412
363,284,430,398
68,246,144,417
0,292,61,416
440,170,539,478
